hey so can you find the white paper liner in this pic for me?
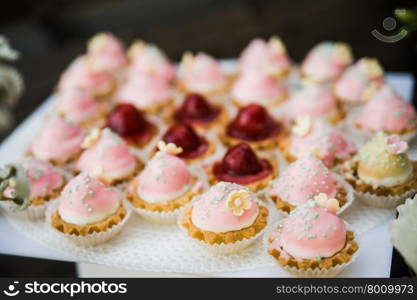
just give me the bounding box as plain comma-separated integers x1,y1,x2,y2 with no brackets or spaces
354,188,417,209
264,221,360,277
45,200,132,246
0,201,46,220
177,199,272,255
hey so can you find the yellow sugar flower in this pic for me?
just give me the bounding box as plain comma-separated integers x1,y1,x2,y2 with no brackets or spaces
314,192,340,213
157,141,183,155
226,189,252,217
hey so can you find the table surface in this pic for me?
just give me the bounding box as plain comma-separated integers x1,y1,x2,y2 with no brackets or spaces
0,72,413,277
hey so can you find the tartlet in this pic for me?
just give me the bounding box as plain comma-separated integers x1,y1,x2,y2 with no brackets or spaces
342,132,417,208
176,52,231,96
334,57,384,105
267,156,353,214
267,201,359,277
300,41,353,85
231,70,288,108
29,115,85,167
221,104,285,150
49,173,129,246
206,143,278,192
107,103,158,149
75,128,142,185
278,117,356,167
238,36,292,79
126,141,203,223
179,181,269,254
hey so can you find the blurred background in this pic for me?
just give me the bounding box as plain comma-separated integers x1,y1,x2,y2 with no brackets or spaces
0,0,416,276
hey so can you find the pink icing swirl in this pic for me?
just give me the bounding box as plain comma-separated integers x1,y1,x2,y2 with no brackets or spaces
58,173,121,225
22,158,64,200
191,182,260,233
269,157,340,206
31,116,85,163
356,84,417,133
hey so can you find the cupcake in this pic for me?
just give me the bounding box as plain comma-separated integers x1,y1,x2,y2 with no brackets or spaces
58,56,115,98
107,103,158,149
279,117,357,167
171,93,226,130
221,104,285,150
283,85,345,124
238,36,292,79
86,33,127,73
342,132,417,208
354,84,417,139
161,124,215,164
117,72,173,113
300,41,353,85
179,182,269,254
54,88,108,128
128,40,175,82
267,156,353,214
0,159,66,220
49,173,129,246
126,141,204,223
231,70,288,107
206,143,277,192
334,58,384,105
266,200,359,277
75,128,141,185
177,52,230,95
29,115,85,166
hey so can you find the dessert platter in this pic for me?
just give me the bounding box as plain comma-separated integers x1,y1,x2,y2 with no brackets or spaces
0,34,416,276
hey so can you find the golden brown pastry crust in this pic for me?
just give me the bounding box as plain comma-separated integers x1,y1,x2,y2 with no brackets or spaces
219,129,282,151
268,231,359,270
126,177,200,212
51,205,127,236
175,75,234,97
354,122,417,135
205,158,279,193
270,188,348,214
181,205,269,245
31,186,65,207
342,160,417,196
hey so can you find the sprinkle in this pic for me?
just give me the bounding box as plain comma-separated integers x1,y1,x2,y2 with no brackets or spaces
89,191,95,197
307,233,316,239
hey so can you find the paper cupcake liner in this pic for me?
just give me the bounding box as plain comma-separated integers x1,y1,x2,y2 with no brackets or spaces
263,221,359,277
354,188,417,209
126,200,184,225
45,200,132,246
177,200,271,255
0,201,46,220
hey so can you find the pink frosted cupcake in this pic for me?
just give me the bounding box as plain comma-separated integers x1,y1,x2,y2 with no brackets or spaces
283,85,345,124
354,84,417,139
86,32,127,73
334,58,384,105
75,128,141,185
180,181,269,254
177,52,230,95
267,156,353,214
279,117,356,167
117,72,173,113
301,41,353,84
128,40,175,82
238,36,292,79
49,173,129,246
30,115,85,166
0,158,66,220
58,56,115,98
54,88,109,128
266,201,359,277
231,70,288,107
126,141,204,223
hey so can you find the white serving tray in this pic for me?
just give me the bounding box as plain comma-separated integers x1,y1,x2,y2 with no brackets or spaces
0,65,414,277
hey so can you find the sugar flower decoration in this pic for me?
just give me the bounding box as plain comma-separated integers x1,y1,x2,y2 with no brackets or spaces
81,128,101,149
361,58,383,78
157,141,183,155
292,116,312,137
226,189,252,217
180,51,194,68
88,33,107,52
335,43,353,65
314,193,340,213
269,36,286,55
127,40,145,59
385,134,408,155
